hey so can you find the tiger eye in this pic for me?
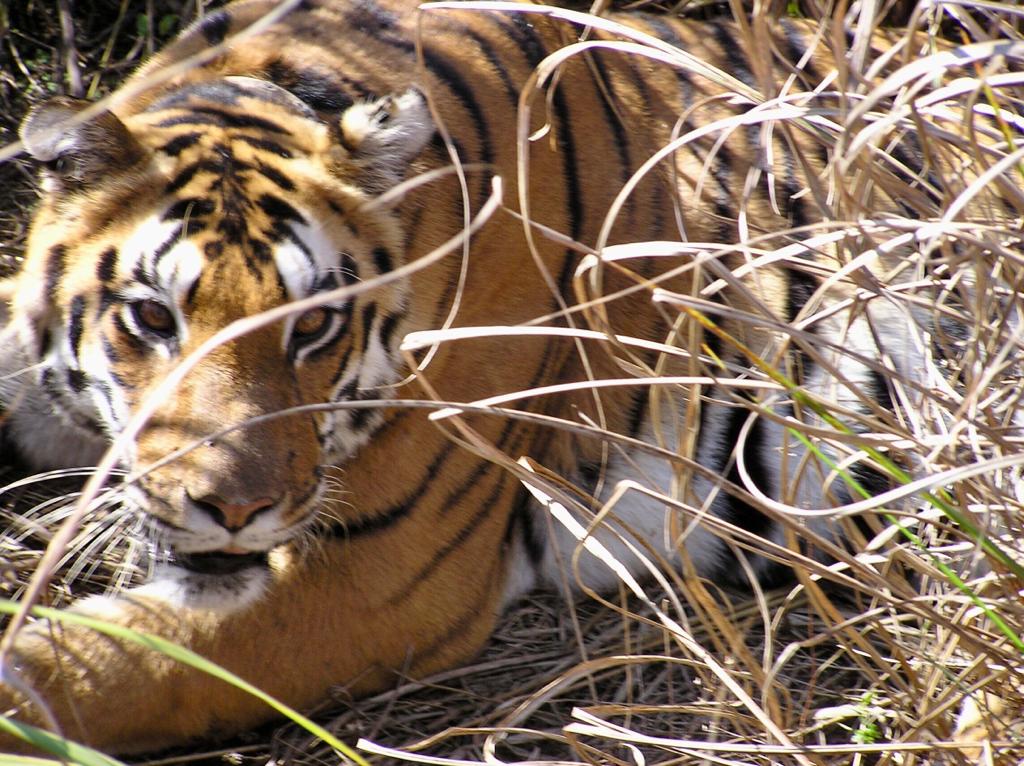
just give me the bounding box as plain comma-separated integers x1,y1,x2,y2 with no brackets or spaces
293,307,330,338
131,299,176,337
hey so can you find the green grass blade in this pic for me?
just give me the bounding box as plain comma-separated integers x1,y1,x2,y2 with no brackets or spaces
0,601,368,766
789,427,1024,653
0,757,84,766
0,716,126,766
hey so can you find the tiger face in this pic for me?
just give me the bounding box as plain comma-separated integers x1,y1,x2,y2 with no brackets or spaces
12,78,434,595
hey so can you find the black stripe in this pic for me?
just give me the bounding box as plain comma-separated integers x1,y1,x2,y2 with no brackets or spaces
101,337,121,364
250,239,273,265
360,302,377,353
314,270,341,292
835,373,893,511
778,20,824,85
36,328,52,358
216,207,246,247
131,260,157,290
41,367,101,435
332,371,357,402
66,368,88,393
504,11,579,259
784,265,819,386
40,367,59,400
640,14,682,49
711,24,755,87
149,81,242,110
462,21,520,102
107,367,131,390
784,264,819,324
686,129,739,227
348,390,377,432
44,244,67,299
626,384,651,439
272,270,290,311
255,161,295,191
888,132,944,208
327,199,347,219
378,310,402,352
236,135,293,159
340,253,359,284
265,60,360,112
98,286,118,315
161,132,202,157
578,460,601,489
544,83,584,297
408,562,500,666
257,193,305,224
782,174,815,230
711,25,765,162
371,246,392,275
868,368,896,418
198,10,230,44
438,418,518,519
68,294,86,362
163,197,215,221
587,48,634,203
640,17,698,104
389,461,514,605
156,107,289,134
342,0,398,34
165,159,217,194
720,405,774,540
353,9,413,53
151,224,185,270
317,441,457,540
846,460,891,502
276,224,312,261
326,341,353,386
505,485,545,567
96,246,118,284
508,14,547,68
419,42,494,206
92,382,117,427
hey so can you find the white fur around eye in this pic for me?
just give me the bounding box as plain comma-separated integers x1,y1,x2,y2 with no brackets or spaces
155,239,204,306
272,216,345,299
119,215,182,276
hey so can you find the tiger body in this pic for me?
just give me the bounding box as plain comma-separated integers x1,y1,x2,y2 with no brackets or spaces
0,0,1017,754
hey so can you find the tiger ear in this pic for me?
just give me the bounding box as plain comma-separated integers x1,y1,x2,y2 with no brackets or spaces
20,97,147,185
339,88,434,191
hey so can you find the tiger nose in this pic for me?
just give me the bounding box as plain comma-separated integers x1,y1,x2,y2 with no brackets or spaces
188,493,277,531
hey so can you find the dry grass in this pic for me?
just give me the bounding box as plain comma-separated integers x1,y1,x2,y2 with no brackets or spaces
3,0,1024,765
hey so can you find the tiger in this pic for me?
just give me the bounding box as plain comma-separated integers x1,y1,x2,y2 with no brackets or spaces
1,0,1021,756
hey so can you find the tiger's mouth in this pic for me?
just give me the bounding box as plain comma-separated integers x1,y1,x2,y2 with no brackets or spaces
170,549,270,576
153,547,273,611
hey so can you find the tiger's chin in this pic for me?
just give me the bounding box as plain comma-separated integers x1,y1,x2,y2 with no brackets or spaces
140,551,273,612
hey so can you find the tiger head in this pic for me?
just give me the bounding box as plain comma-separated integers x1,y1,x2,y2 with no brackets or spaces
9,78,436,598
